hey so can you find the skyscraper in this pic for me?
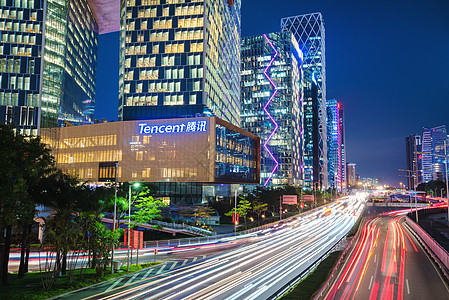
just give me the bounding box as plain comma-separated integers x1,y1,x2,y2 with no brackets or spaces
281,12,328,190
119,0,241,126
327,99,346,192
241,32,303,186
347,163,357,188
405,134,422,190
0,0,106,134
422,126,448,182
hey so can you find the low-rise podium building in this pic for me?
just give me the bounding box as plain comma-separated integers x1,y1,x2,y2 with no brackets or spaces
41,116,260,204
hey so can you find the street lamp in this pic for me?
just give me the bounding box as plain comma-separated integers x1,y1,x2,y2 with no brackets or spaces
127,182,140,271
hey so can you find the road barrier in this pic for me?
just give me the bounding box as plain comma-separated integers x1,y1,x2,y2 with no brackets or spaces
313,216,367,300
142,205,332,250
405,216,449,276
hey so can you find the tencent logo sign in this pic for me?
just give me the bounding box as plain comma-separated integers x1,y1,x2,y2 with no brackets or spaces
138,120,207,134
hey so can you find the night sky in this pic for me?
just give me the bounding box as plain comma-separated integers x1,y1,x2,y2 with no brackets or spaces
94,0,449,186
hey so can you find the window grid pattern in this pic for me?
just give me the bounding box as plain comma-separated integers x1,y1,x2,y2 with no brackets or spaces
0,0,99,132
281,13,328,189
119,0,241,126
0,0,43,133
240,32,303,186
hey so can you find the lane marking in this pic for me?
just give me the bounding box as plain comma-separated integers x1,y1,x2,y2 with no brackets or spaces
406,279,410,294
192,257,198,262
156,264,167,275
105,278,124,291
368,275,374,290
374,254,377,263
141,267,155,280
181,259,188,266
123,272,139,286
169,262,178,270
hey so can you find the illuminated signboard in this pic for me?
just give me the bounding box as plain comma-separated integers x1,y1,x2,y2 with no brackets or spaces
138,120,207,134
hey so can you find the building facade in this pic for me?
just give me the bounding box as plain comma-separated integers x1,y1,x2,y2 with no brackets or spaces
347,163,356,188
281,12,328,190
240,32,303,186
41,116,260,204
326,99,346,192
0,0,100,134
119,0,241,126
422,125,448,183
405,134,423,190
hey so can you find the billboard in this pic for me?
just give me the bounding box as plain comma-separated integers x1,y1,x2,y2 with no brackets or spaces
232,212,239,224
303,195,315,201
124,229,143,249
283,195,298,205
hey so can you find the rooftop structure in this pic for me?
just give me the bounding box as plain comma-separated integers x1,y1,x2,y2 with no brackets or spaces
87,0,120,33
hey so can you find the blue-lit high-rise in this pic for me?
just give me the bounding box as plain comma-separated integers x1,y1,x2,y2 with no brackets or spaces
422,125,448,182
119,0,241,126
241,32,303,186
327,99,346,192
281,12,328,189
0,0,106,133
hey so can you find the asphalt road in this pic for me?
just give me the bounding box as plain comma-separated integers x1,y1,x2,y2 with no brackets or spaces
325,210,449,300
58,196,364,300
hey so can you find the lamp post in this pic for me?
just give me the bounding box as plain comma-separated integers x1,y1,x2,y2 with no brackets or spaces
445,139,449,226
127,182,140,271
111,162,118,274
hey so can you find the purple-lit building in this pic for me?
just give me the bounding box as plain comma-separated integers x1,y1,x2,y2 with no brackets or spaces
327,99,346,192
240,32,304,186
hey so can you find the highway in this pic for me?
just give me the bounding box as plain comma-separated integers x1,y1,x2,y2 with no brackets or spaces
60,196,364,300
325,208,449,300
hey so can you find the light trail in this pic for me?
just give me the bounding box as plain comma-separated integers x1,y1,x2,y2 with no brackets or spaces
326,206,449,300
85,196,365,300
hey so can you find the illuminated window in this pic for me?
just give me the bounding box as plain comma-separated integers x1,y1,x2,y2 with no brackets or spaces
136,151,143,160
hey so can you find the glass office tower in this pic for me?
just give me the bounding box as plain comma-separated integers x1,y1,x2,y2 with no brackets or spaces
119,0,241,126
281,12,328,189
0,0,99,134
405,134,423,190
422,125,448,183
241,32,303,186
327,99,346,192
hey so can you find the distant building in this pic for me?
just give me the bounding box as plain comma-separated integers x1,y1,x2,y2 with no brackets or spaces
119,0,242,127
405,134,423,190
327,99,346,191
422,125,448,182
347,163,357,187
0,0,107,134
240,32,303,186
281,12,328,190
362,177,378,188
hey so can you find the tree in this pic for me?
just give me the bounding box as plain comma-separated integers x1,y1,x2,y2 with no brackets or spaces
417,180,446,196
225,196,252,225
252,201,268,226
0,125,53,285
193,205,216,225
130,187,167,225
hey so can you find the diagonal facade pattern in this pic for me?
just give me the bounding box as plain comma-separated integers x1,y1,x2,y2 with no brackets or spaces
281,12,328,189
